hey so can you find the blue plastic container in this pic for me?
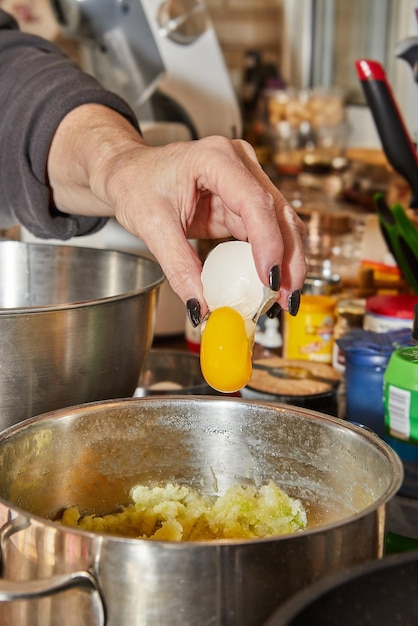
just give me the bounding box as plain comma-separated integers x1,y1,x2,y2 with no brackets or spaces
345,350,389,437
338,327,413,437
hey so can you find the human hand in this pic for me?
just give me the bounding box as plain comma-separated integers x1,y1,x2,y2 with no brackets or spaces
48,105,306,322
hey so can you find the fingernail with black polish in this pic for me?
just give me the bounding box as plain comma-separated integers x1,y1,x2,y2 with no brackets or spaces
288,290,301,317
269,265,281,291
186,298,201,327
266,302,281,319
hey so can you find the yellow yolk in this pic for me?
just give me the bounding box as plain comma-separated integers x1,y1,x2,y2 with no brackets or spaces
200,306,252,393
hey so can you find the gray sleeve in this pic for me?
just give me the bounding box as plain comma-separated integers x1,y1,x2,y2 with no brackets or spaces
0,9,140,239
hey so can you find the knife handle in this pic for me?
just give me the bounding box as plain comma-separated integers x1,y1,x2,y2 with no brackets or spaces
355,59,418,208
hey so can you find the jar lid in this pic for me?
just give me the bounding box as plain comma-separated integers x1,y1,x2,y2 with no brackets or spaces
336,298,366,315
366,295,418,319
385,347,418,392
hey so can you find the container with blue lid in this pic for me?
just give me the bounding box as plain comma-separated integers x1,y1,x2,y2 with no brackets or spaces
337,328,412,437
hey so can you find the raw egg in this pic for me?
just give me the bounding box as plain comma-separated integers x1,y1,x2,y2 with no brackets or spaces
200,241,276,393
200,306,252,393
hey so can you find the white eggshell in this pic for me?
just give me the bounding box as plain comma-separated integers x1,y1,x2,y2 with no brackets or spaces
201,241,264,318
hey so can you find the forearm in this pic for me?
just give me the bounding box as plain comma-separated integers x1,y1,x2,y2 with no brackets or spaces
0,9,140,238
47,104,148,218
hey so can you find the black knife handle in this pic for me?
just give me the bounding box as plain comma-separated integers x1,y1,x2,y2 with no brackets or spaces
356,59,418,208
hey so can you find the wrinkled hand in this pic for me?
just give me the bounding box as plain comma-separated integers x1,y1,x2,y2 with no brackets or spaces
48,105,306,319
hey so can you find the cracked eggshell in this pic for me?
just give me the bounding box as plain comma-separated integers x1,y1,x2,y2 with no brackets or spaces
201,241,264,319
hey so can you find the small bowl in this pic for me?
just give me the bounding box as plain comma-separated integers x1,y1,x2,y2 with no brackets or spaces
134,349,215,396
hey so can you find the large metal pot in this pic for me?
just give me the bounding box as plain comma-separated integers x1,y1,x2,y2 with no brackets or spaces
0,240,164,429
0,397,402,626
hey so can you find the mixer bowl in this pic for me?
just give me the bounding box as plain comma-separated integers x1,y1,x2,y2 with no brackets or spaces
0,240,164,429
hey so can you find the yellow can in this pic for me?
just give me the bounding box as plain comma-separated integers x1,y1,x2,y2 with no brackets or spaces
283,294,336,363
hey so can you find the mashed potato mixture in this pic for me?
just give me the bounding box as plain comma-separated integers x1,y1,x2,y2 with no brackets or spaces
59,481,307,541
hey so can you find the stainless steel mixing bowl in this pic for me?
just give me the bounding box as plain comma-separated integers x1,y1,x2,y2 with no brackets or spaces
0,240,164,429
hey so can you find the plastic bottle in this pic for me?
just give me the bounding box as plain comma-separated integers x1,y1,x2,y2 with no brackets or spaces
383,345,418,497
384,304,418,554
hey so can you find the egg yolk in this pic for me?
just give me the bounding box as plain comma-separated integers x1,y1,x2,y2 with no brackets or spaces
200,306,253,393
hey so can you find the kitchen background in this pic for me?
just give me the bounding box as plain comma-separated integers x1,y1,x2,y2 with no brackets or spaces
2,0,417,159
3,0,418,331
1,0,418,572
0,0,284,83
3,0,418,284
3,0,417,143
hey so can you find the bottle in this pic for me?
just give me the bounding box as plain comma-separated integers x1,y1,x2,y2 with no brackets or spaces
241,49,263,141
383,345,418,497
383,309,418,554
255,316,282,352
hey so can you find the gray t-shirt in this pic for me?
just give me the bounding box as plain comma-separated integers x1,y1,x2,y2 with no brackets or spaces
0,9,140,239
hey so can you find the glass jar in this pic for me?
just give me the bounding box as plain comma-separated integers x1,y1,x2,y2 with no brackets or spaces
283,294,336,363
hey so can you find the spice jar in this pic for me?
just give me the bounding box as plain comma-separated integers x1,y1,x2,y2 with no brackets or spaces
364,295,418,333
283,294,336,363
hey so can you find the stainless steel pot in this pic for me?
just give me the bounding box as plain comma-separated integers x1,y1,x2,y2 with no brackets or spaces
0,397,402,626
0,241,164,429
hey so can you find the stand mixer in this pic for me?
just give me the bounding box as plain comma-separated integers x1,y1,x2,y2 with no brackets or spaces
50,0,242,141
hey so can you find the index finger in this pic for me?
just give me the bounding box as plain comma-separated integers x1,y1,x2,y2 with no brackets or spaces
225,140,307,305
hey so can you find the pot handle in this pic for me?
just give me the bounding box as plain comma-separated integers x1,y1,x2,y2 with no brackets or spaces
0,572,106,625
0,515,106,625
0,570,104,608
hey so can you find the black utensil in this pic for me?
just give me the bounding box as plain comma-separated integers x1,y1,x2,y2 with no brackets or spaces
355,58,418,208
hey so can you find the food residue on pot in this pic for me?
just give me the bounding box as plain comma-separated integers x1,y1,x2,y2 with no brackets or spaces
58,480,307,541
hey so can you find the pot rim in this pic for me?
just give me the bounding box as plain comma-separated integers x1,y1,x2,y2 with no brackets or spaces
0,396,404,547
0,241,165,315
